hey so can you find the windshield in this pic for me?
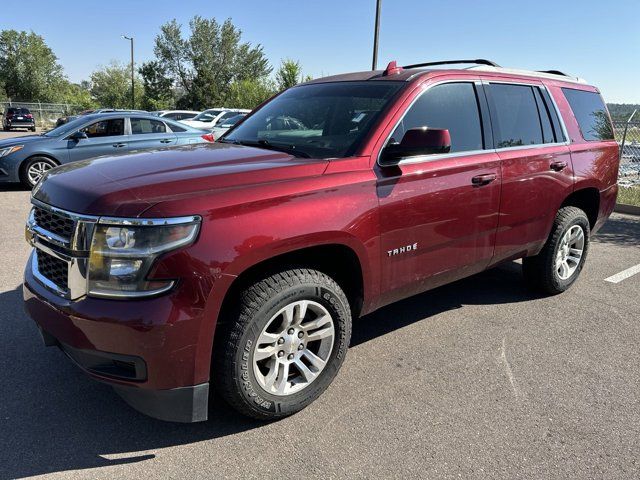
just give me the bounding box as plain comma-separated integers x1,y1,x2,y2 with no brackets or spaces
43,116,93,137
221,114,246,127
223,81,403,158
192,109,223,122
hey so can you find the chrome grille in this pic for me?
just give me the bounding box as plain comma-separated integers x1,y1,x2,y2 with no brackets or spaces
33,207,74,239
36,251,69,290
26,199,98,299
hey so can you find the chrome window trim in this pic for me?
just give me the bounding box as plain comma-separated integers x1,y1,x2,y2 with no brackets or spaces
376,78,571,167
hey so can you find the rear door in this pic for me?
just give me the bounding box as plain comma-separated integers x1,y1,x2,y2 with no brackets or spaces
128,117,178,152
482,79,573,264
67,117,128,162
376,80,501,305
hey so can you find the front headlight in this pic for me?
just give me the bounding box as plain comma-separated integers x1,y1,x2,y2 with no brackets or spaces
88,216,201,298
0,145,24,157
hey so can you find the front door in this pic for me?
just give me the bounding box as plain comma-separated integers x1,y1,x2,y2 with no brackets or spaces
376,81,501,306
67,117,127,162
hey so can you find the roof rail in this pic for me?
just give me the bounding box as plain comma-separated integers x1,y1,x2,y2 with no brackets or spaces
402,59,501,69
538,70,570,77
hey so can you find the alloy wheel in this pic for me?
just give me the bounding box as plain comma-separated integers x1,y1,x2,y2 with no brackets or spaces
252,300,335,396
27,161,53,186
555,225,585,280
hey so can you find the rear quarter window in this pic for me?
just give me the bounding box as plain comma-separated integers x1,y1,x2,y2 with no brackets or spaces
562,88,614,141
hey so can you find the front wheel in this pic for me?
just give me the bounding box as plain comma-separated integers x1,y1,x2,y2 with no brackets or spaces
20,156,58,189
523,206,590,294
214,268,352,419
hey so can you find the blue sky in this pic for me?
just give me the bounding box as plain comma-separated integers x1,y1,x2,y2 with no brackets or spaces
2,0,639,102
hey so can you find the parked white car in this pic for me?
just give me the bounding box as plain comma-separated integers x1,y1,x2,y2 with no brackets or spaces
181,108,250,130
151,110,201,121
210,113,247,140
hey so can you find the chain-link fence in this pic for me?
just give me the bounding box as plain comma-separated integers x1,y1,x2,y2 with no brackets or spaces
0,101,83,129
613,114,640,188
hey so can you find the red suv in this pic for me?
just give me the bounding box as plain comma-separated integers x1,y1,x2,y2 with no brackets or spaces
23,59,619,422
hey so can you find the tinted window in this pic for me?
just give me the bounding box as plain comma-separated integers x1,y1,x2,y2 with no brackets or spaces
489,84,542,148
131,118,167,135
81,118,124,138
177,113,196,120
391,82,483,153
167,122,187,132
562,88,613,141
164,112,179,120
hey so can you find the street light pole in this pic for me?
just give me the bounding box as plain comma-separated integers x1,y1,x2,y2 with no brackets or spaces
372,0,382,70
122,35,134,109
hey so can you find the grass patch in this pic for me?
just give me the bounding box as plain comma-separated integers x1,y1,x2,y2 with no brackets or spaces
618,185,640,206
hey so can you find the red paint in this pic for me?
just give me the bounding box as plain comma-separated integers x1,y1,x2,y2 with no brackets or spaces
24,67,620,398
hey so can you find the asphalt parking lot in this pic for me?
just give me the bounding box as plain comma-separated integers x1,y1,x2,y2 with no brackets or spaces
0,184,639,479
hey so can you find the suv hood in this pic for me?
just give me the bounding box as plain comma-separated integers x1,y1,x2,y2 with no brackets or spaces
33,143,329,217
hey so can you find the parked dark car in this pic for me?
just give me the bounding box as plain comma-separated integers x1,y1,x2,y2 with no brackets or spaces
2,107,36,132
23,59,619,422
0,112,213,188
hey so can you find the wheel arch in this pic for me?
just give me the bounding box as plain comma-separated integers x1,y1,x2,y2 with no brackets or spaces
561,187,600,229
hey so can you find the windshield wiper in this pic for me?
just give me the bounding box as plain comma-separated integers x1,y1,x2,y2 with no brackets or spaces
223,138,310,158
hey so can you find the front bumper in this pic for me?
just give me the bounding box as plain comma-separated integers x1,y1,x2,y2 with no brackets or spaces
23,261,211,422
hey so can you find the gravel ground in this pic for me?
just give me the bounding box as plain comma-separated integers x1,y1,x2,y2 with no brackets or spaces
0,184,639,479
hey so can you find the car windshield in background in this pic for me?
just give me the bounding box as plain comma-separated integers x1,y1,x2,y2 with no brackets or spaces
221,114,246,127
223,81,403,158
43,116,93,137
193,109,224,122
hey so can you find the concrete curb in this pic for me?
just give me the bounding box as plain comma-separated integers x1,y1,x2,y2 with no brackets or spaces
614,203,640,216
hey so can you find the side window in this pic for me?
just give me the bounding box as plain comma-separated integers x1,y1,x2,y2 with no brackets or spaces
391,82,484,153
167,122,186,132
532,88,555,144
562,88,614,141
131,118,167,135
81,118,124,138
164,113,179,120
488,84,542,148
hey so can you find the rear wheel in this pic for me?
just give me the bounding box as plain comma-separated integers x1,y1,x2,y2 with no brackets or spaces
20,156,58,189
214,268,352,420
523,206,590,294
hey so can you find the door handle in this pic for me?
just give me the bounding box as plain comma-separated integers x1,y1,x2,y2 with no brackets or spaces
550,160,568,172
471,173,497,186
112,143,126,148
160,139,172,144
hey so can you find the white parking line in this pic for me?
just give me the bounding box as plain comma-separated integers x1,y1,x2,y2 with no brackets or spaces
604,264,640,284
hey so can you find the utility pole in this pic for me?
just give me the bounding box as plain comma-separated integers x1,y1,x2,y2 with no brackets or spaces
122,36,134,108
372,0,382,70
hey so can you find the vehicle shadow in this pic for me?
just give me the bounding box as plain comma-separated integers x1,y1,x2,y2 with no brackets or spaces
0,183,29,192
592,214,640,248
352,261,537,346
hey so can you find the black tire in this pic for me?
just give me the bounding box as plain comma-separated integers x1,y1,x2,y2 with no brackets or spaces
213,268,352,420
19,156,58,189
522,206,590,294
30,126,36,132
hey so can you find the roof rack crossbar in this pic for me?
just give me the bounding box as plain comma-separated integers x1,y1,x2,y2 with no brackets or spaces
402,59,501,69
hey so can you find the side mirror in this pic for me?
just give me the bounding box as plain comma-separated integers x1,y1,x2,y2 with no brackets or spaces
380,127,451,165
69,131,88,141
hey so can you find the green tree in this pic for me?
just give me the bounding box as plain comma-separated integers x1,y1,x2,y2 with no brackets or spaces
0,29,64,101
58,81,96,110
90,61,144,109
275,59,303,91
139,60,174,110
153,16,271,108
226,78,275,109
